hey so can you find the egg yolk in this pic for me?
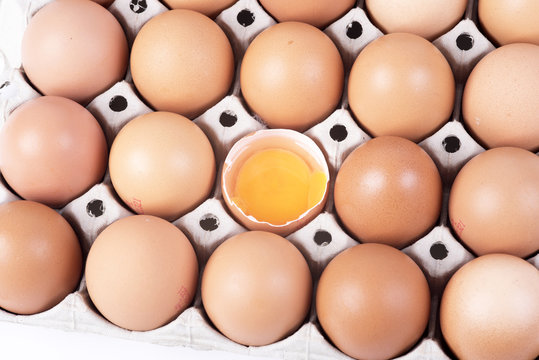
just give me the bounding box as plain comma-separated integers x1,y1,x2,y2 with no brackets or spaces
231,149,327,225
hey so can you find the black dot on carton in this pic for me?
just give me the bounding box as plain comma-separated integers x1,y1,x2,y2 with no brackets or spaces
346,21,363,39
329,124,348,142
430,242,448,260
314,230,332,246
237,9,255,27
0,81,9,90
86,199,105,218
130,0,147,14
456,33,474,51
219,110,237,127
199,214,219,231
109,95,128,112
442,135,461,153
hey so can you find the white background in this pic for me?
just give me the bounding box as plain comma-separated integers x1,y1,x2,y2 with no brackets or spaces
0,321,274,360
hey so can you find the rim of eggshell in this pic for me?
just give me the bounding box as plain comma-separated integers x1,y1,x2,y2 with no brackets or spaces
221,128,330,235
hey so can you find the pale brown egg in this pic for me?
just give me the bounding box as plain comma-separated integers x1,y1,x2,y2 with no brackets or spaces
365,0,467,40
449,147,539,258
348,33,455,142
258,0,356,28
130,9,234,119
21,0,128,104
334,136,442,248
316,243,431,360
479,0,539,46
240,21,344,132
109,111,215,221
201,231,312,346
462,43,539,152
85,215,198,331
440,254,539,360
161,0,237,18
0,200,82,315
0,96,108,208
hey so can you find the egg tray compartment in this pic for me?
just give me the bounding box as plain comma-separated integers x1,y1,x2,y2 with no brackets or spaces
0,0,538,359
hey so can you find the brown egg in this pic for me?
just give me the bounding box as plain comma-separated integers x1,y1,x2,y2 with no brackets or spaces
479,0,539,46
365,0,467,40
348,33,455,142
130,9,234,119
334,136,442,248
161,0,237,18
240,22,344,132
201,231,312,346
440,254,539,360
85,215,198,331
449,147,539,258
91,0,113,7
21,0,128,104
0,200,82,315
109,111,215,221
462,43,539,152
0,96,108,208
258,0,356,28
316,243,431,360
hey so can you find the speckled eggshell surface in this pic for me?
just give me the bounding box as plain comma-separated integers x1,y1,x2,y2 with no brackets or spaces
316,243,431,360
449,147,539,258
161,0,237,18
0,200,82,315
0,96,108,208
85,215,198,331
348,33,455,142
240,21,344,132
201,231,312,346
258,0,356,28
365,0,468,40
440,254,539,360
130,9,235,119
109,111,216,221
21,0,128,104
334,136,442,248
462,43,539,152
478,0,539,46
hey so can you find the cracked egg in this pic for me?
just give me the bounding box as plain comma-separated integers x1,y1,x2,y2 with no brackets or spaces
222,129,329,236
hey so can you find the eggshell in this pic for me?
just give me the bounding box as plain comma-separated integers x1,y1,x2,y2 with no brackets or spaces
221,129,329,236
130,9,234,119
316,243,431,360
240,22,344,132
440,254,539,360
85,215,198,331
462,43,539,152
365,0,467,40
258,0,356,28
0,200,82,315
161,0,237,18
0,96,108,208
334,136,442,248
348,33,455,142
201,231,312,346
449,147,539,258
478,0,539,46
21,0,128,104
109,111,215,221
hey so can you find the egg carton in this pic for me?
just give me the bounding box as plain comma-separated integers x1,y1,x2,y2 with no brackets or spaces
0,0,537,359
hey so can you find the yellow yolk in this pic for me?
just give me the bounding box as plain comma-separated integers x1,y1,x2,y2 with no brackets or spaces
231,148,327,225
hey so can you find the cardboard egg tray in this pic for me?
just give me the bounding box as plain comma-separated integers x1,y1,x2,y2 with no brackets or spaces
0,0,537,359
